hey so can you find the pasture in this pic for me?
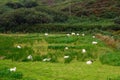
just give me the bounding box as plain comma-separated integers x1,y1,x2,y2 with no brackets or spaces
0,33,120,80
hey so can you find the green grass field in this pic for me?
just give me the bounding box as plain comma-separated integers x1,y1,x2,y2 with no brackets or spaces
0,33,120,80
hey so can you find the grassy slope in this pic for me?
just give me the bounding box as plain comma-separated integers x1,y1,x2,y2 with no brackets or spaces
0,60,120,80
0,33,119,80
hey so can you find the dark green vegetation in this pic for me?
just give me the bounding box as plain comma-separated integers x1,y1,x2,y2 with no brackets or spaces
0,0,120,33
0,33,120,80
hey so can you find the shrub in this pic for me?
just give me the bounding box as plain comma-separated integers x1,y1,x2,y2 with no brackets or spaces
6,47,34,61
108,76,120,80
6,2,23,9
48,53,58,63
0,8,53,32
100,11,120,18
35,6,68,22
0,67,23,79
33,55,42,61
114,16,120,24
64,51,76,63
22,0,38,8
100,52,120,66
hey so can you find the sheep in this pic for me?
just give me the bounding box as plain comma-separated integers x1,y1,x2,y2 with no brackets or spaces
76,33,80,36
65,47,69,50
82,49,86,53
66,34,70,37
92,41,98,45
10,67,16,72
64,56,69,59
86,60,93,65
17,45,21,49
44,33,48,36
43,58,51,62
71,32,75,35
92,36,95,38
82,33,85,36
27,55,33,60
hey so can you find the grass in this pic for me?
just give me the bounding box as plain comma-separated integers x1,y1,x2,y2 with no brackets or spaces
0,33,120,80
0,60,120,80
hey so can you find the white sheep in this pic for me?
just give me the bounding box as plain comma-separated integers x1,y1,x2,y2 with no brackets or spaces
66,34,70,37
76,33,80,36
86,60,93,65
92,41,98,45
17,45,21,49
64,56,69,59
10,67,16,72
82,33,85,36
82,49,86,53
92,36,95,38
43,58,51,62
44,33,48,36
27,55,33,60
65,47,69,50
71,32,75,35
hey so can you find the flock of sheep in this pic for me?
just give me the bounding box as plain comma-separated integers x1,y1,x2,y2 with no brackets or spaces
11,32,98,72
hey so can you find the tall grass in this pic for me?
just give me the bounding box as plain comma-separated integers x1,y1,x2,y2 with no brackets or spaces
0,33,117,64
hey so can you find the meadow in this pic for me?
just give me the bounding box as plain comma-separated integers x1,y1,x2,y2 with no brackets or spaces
0,33,120,80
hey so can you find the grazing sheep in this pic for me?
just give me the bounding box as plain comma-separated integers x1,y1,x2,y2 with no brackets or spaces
64,56,69,59
76,33,80,36
17,45,21,49
82,49,86,53
10,67,16,72
92,36,95,38
92,41,98,45
65,47,69,50
82,33,85,36
86,60,93,65
43,58,51,62
71,32,75,35
66,34,70,37
44,33,48,36
27,55,33,60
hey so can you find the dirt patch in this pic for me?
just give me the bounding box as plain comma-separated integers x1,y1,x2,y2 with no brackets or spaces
95,33,120,49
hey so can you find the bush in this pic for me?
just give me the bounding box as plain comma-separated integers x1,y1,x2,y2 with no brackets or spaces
0,8,53,32
33,55,42,61
6,2,23,9
6,0,38,9
100,11,120,18
0,67,23,79
35,6,68,22
22,0,38,8
100,52,120,66
108,76,120,80
114,16,120,24
6,47,34,61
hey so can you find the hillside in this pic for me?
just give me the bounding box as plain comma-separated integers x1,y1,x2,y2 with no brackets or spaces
0,0,120,33
0,33,120,80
